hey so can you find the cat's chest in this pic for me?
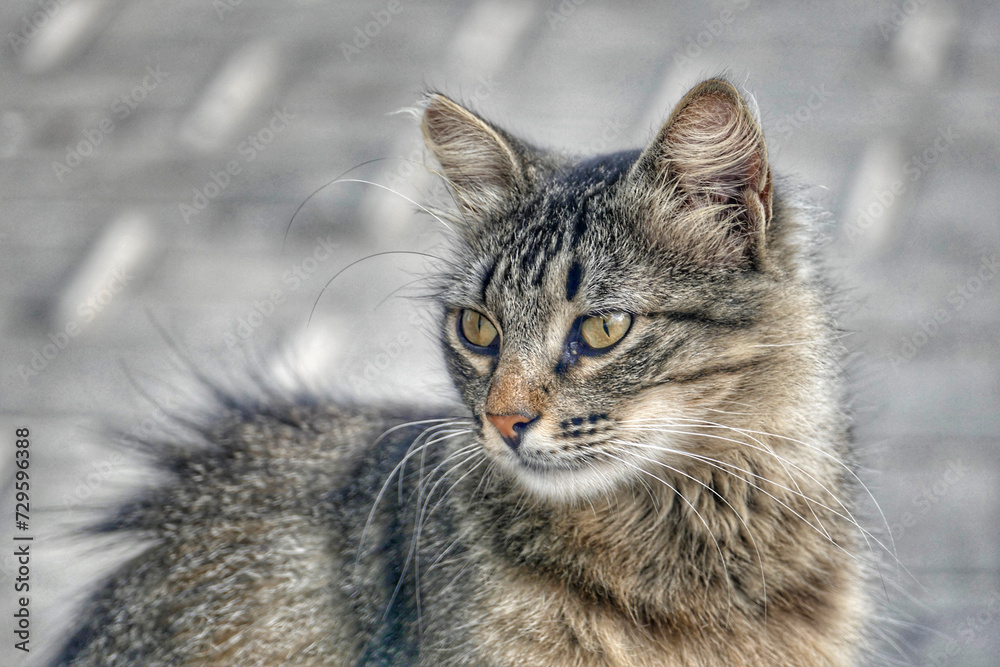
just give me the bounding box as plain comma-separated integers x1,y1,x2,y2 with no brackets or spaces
445,561,683,667
422,559,841,667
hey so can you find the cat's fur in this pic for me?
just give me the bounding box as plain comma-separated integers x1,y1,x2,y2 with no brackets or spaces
57,79,870,666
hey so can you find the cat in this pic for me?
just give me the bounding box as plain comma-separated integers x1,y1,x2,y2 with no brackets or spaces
56,78,874,666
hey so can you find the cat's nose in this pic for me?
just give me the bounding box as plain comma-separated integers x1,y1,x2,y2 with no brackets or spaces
486,413,539,451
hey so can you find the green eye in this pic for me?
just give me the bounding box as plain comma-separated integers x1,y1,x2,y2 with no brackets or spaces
460,309,499,349
580,312,631,350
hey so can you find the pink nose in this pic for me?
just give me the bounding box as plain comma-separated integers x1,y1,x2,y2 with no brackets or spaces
486,413,538,450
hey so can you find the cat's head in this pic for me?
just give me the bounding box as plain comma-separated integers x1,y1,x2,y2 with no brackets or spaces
423,79,825,502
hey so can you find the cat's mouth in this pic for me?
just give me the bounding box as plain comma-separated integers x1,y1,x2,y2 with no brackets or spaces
510,450,591,474
491,437,630,500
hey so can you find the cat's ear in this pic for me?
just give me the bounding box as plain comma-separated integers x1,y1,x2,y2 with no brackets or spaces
632,79,773,269
422,93,528,219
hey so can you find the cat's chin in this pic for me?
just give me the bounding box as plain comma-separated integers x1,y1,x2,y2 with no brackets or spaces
496,451,633,503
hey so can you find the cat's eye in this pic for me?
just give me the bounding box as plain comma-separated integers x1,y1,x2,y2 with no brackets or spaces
579,312,631,350
459,309,499,349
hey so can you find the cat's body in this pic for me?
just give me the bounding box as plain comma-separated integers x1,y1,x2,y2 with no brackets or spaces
58,80,870,666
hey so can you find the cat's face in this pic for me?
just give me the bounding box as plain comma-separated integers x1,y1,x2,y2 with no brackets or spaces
425,81,797,502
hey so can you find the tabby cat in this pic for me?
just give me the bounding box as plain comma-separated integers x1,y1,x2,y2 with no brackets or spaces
57,79,871,666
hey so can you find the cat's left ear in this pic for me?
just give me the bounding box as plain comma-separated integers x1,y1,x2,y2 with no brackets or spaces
422,93,530,220
631,79,773,269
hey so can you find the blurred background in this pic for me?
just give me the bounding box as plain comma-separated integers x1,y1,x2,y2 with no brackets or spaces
0,0,997,664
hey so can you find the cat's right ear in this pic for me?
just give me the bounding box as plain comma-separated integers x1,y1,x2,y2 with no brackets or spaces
630,79,773,270
422,94,528,219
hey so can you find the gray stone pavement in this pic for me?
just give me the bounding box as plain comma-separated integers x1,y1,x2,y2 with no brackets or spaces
1,1,998,664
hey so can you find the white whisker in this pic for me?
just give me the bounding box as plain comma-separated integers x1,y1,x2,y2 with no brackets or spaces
618,421,889,554
384,443,481,628
665,416,901,587
622,416,836,543
679,418,896,560
602,452,735,623
746,339,824,348
614,445,768,621
335,178,456,232
613,438,858,563
616,418,913,596
412,451,484,634
357,420,472,564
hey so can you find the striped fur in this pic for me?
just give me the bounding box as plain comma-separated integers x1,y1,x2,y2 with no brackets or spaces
58,79,870,665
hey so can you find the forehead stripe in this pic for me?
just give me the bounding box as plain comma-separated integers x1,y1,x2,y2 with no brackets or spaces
566,260,583,301
480,260,496,301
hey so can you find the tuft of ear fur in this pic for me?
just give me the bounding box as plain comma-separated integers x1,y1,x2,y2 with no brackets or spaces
421,93,527,220
632,79,773,269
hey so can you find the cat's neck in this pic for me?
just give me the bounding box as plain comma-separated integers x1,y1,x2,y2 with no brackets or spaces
460,422,856,629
